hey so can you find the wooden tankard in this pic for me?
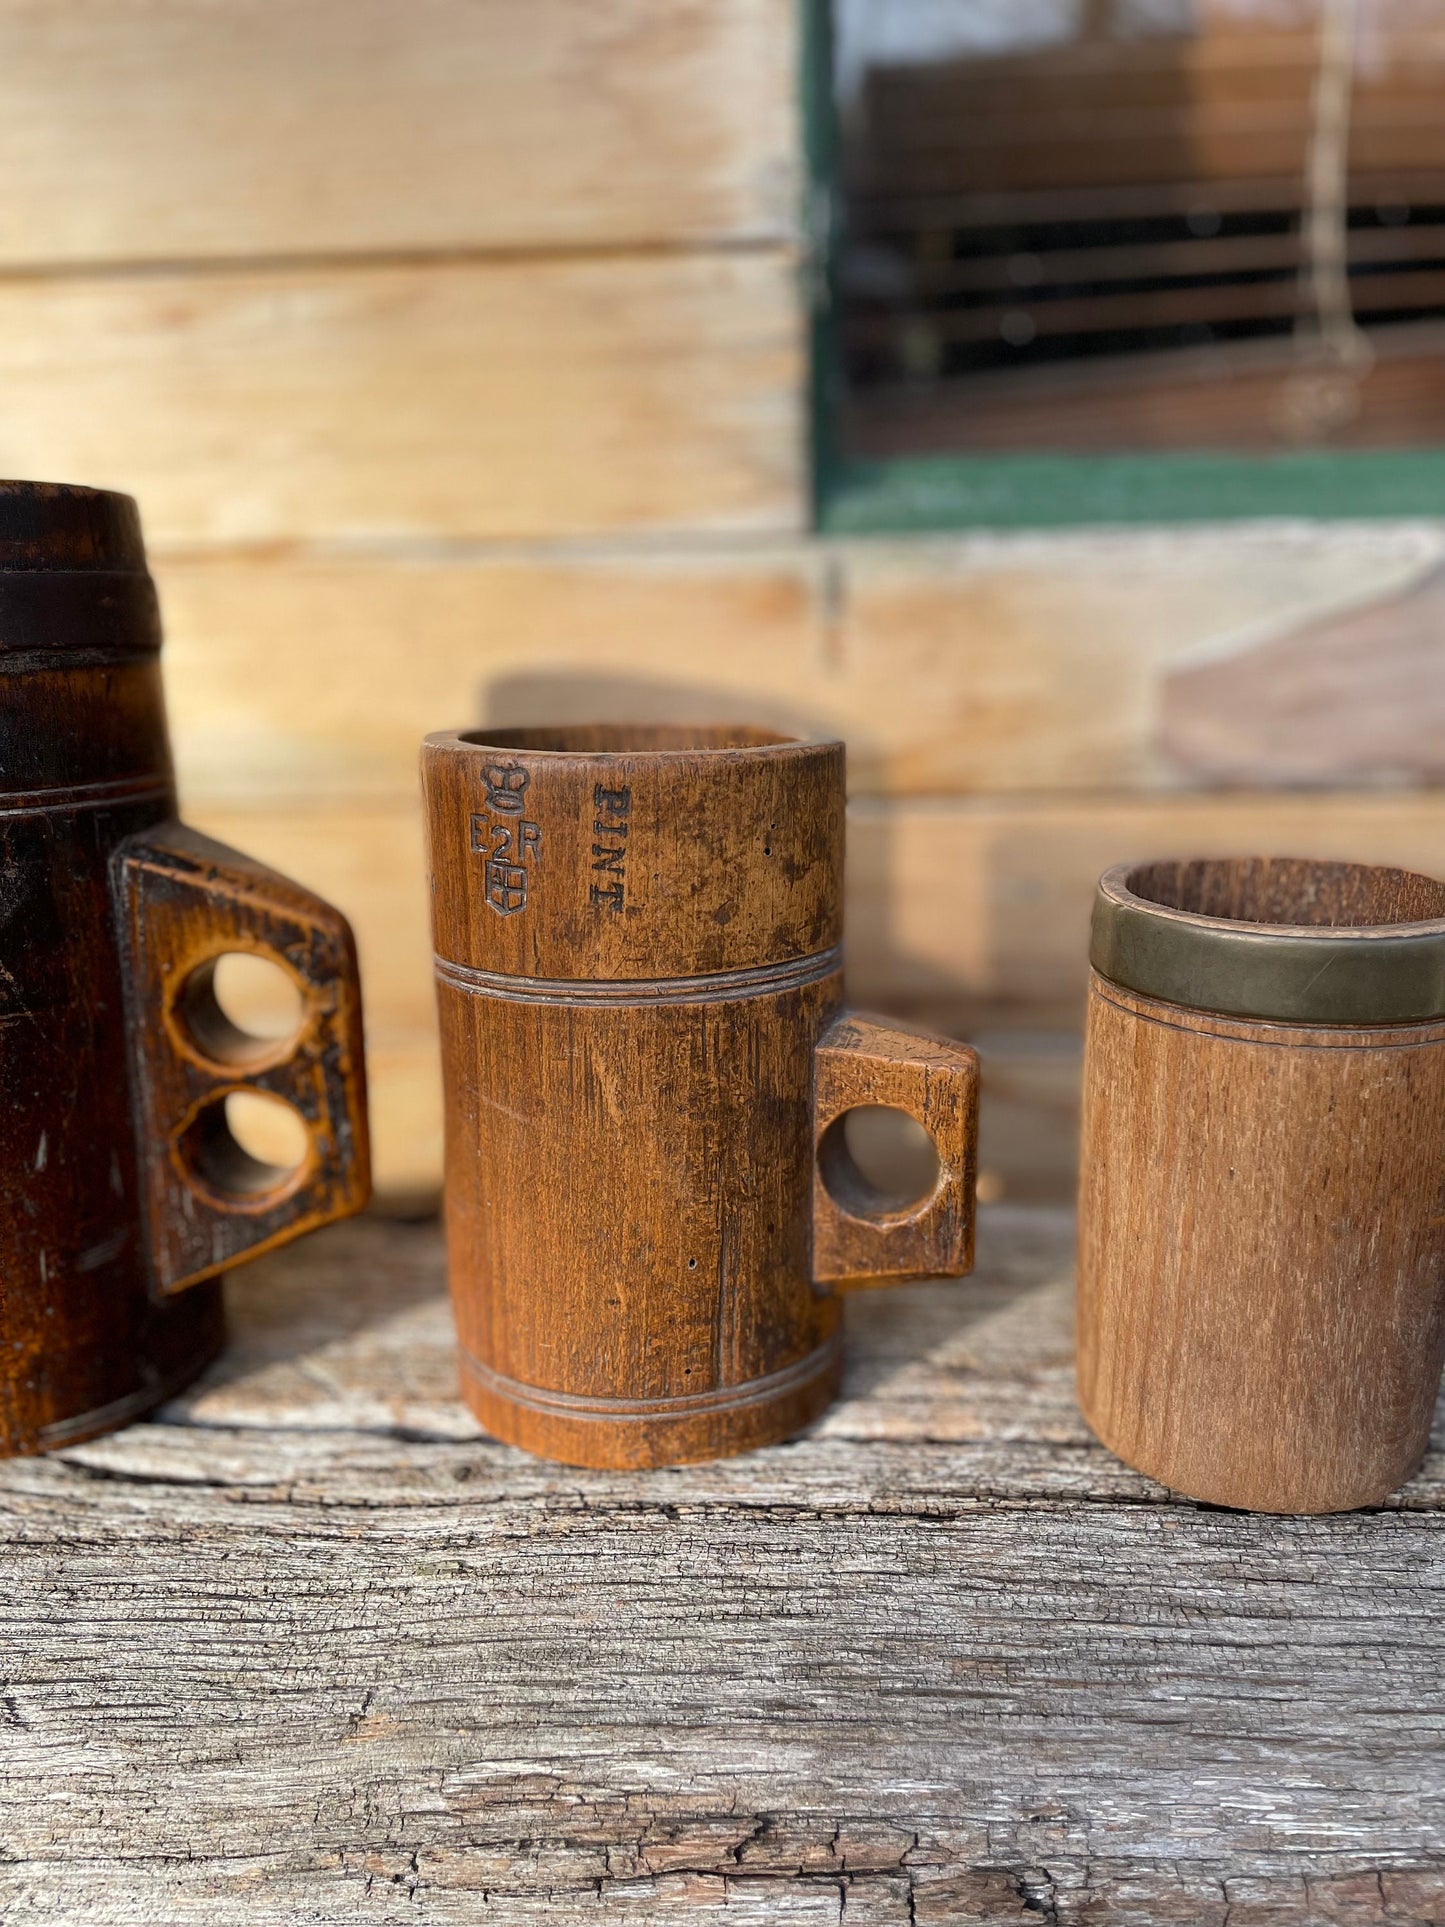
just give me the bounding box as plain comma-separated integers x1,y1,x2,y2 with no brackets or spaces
423,725,979,1468
1078,856,1445,1514
0,481,369,1453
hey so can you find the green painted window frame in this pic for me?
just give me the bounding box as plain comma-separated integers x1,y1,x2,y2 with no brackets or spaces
802,0,1445,533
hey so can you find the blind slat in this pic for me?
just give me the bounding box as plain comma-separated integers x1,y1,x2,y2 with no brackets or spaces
880,224,1445,298
853,171,1445,236
846,267,1445,350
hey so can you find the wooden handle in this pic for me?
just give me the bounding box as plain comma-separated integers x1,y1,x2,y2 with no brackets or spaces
112,821,370,1297
812,1011,979,1289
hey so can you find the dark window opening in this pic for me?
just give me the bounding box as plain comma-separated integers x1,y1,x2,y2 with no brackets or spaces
829,2,1445,461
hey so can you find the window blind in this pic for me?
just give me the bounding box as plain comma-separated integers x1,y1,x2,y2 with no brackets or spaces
835,10,1445,457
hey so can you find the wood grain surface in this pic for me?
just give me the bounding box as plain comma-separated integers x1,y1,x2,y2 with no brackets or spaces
0,0,796,263
0,252,801,544
0,1207,1440,1924
813,1012,978,1287
115,820,370,1298
1079,974,1445,1514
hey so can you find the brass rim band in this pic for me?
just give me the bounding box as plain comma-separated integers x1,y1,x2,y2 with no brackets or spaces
1091,864,1445,1025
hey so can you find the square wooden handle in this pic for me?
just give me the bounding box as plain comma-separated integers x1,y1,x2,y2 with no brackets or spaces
812,1011,980,1289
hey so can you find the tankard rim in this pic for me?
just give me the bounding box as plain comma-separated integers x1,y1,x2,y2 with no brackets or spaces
428,723,842,761
1092,854,1445,1025
0,478,146,574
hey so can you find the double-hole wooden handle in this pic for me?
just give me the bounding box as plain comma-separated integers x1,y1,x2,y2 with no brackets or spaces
112,821,371,1297
812,1012,980,1288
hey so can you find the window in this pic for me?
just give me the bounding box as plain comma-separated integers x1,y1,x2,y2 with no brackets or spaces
812,0,1445,526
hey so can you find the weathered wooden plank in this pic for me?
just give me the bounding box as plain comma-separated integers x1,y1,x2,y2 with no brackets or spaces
1163,561,1445,786
0,253,802,544
153,529,1445,802
0,0,797,263
0,1210,1438,1924
183,792,1445,1195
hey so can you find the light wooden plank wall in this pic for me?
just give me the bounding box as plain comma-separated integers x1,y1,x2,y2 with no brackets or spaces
0,0,798,260
3,1,1442,1199
0,255,802,543
0,0,804,545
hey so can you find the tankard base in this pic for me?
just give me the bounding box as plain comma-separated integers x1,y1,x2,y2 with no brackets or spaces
1075,1396,1429,1517
458,1334,844,1470
3,1289,225,1459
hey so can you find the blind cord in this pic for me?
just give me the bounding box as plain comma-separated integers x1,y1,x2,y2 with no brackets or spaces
1279,0,1374,437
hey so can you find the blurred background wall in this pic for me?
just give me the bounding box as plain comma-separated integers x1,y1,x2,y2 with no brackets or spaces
2,0,1441,1203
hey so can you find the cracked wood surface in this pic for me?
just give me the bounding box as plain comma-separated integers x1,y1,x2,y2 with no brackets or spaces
1,1206,1442,1925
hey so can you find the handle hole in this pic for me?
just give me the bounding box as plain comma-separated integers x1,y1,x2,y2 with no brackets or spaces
819,1105,941,1220
180,1092,310,1199
177,953,305,1067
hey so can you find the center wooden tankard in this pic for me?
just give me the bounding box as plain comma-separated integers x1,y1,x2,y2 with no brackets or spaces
422,725,980,1469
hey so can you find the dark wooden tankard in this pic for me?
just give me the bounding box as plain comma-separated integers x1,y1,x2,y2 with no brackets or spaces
422,724,980,1469
0,480,369,1454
